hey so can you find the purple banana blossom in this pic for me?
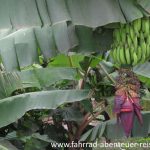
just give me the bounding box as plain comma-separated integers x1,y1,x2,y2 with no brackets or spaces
114,95,143,137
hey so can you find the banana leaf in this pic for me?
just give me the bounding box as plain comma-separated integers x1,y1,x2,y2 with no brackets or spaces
52,22,71,53
0,25,79,71
36,0,51,26
132,111,150,137
74,26,98,53
0,0,149,71
9,0,41,29
0,0,146,30
66,0,125,27
0,89,89,128
0,37,19,71
46,0,71,25
0,67,78,99
34,27,57,60
0,0,11,29
133,62,150,79
119,0,143,22
14,28,39,68
0,141,18,150
137,0,150,14
0,0,149,29
80,122,106,142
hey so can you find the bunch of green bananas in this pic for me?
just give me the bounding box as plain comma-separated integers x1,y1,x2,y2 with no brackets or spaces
111,17,150,67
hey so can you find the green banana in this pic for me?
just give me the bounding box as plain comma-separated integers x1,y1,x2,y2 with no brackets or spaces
119,47,126,65
137,47,142,61
141,41,147,54
126,24,130,34
142,19,146,32
129,46,134,62
113,29,121,43
142,18,149,36
132,52,138,66
140,53,146,64
146,36,150,45
139,32,145,42
111,17,150,66
120,28,126,43
133,18,141,33
140,42,147,63
127,35,132,46
146,44,150,59
133,36,138,49
129,26,134,42
125,46,131,65
112,48,117,62
113,48,119,63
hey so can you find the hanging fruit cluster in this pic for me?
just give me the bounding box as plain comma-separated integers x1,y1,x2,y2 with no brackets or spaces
109,18,150,137
114,69,143,137
111,18,150,67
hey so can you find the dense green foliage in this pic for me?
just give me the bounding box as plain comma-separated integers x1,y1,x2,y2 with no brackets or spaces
0,0,150,150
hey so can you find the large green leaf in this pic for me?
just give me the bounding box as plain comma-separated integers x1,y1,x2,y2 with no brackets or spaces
142,90,150,101
35,0,51,26
14,28,39,68
48,54,71,67
0,0,149,71
66,0,125,27
20,67,78,88
62,107,83,122
80,111,150,141
0,145,8,150
24,68,77,87
0,67,78,99
0,89,89,128
0,25,79,71
46,0,71,24
0,71,22,99
0,28,39,71
119,0,143,22
52,22,71,53
48,54,84,68
74,26,98,53
24,137,48,150
34,27,57,60
80,122,106,142
0,0,150,30
67,23,79,49
9,0,41,29
133,62,150,79
0,0,11,29
138,76,150,87
137,0,150,14
0,0,128,29
0,141,18,150
105,119,126,139
94,28,113,52
132,111,150,137
0,29,13,39
0,37,19,72
133,62,150,87
106,112,150,139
